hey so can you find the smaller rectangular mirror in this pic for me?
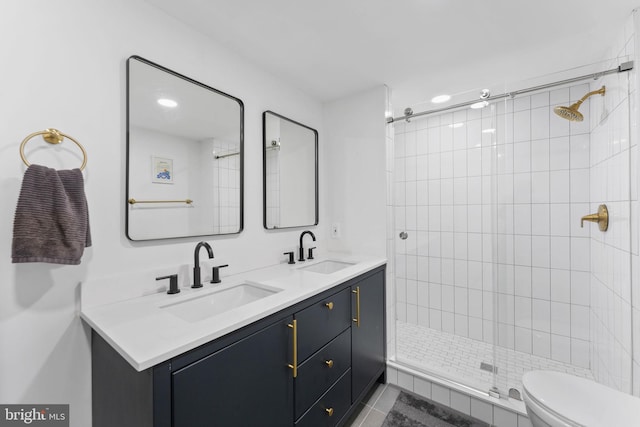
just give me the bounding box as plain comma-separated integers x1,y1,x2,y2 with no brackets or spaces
263,111,318,229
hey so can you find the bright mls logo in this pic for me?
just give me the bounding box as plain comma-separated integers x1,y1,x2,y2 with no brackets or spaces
0,405,68,426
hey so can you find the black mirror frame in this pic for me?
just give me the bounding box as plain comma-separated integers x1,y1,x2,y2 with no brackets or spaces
126,55,244,240
262,110,318,230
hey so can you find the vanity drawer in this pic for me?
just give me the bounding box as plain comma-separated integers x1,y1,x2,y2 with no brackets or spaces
295,369,351,427
296,287,351,362
295,328,351,418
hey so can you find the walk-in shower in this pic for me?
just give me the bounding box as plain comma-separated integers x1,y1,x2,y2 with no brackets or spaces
386,57,635,410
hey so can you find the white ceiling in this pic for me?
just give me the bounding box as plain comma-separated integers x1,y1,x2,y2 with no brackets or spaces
146,0,638,114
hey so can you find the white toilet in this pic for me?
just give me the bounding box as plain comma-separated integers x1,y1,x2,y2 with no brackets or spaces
522,370,640,427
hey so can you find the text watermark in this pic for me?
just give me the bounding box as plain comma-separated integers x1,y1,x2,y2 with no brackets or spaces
0,405,68,426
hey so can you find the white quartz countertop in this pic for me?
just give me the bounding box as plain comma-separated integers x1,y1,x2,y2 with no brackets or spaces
80,254,386,371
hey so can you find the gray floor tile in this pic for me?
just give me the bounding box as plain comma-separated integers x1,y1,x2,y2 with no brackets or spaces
372,385,400,414
343,402,370,427
360,408,386,427
362,382,386,407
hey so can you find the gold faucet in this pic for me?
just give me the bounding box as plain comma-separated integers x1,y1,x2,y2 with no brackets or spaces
581,204,608,232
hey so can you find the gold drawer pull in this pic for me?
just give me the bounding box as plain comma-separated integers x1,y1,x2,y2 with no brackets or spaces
325,301,334,310
287,320,297,378
352,286,360,327
325,359,334,368
325,407,334,417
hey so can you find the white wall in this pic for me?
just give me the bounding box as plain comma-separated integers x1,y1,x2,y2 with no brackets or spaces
323,84,392,361
0,1,325,425
324,86,388,257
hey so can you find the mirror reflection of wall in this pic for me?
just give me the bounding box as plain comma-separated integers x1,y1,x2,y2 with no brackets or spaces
126,56,244,240
263,111,318,229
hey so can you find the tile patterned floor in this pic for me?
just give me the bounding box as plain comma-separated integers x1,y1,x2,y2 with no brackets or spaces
396,321,594,395
344,383,400,427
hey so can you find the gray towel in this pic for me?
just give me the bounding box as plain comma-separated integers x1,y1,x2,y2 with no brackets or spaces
12,164,91,265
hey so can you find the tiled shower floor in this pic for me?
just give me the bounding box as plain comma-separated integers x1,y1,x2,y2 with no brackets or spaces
396,321,594,395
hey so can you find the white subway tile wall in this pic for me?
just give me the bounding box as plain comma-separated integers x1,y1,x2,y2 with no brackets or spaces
392,14,637,395
388,11,640,402
211,140,241,233
590,15,636,393
393,80,599,372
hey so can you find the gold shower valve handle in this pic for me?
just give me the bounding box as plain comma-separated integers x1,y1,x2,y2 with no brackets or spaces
581,204,608,232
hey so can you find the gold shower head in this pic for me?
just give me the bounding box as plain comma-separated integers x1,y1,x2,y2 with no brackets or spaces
553,86,605,122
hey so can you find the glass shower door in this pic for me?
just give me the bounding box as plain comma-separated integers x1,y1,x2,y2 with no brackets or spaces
392,90,501,394
491,57,634,397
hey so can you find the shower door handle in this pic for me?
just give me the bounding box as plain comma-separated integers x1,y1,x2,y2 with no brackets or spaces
399,231,408,240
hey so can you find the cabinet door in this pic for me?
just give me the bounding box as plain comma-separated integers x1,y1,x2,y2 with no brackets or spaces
351,270,386,402
172,317,294,427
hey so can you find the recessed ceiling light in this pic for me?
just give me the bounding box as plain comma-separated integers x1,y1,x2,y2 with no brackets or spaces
158,98,178,108
470,101,489,109
431,94,451,104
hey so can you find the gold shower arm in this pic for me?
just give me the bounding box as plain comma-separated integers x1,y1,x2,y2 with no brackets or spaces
572,86,606,108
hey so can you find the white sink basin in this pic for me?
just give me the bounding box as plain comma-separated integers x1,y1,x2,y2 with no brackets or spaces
160,282,281,323
299,260,355,274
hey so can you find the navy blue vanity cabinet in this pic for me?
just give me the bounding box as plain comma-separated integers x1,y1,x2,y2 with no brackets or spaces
351,268,386,404
91,264,386,427
171,316,294,427
91,314,295,427
294,288,351,422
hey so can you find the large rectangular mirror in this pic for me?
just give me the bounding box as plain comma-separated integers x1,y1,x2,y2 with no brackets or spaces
126,56,243,240
263,111,318,229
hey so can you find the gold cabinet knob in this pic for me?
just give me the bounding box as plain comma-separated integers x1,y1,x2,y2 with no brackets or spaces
325,302,334,310
325,407,334,417
325,359,334,368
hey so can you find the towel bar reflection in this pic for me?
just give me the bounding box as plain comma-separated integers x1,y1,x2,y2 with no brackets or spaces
213,151,239,159
128,198,193,205
20,128,87,171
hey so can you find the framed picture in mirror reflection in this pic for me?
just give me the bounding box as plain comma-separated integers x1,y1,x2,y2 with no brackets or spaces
152,156,174,184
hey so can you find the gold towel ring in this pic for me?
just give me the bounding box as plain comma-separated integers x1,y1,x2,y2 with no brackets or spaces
19,128,87,171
